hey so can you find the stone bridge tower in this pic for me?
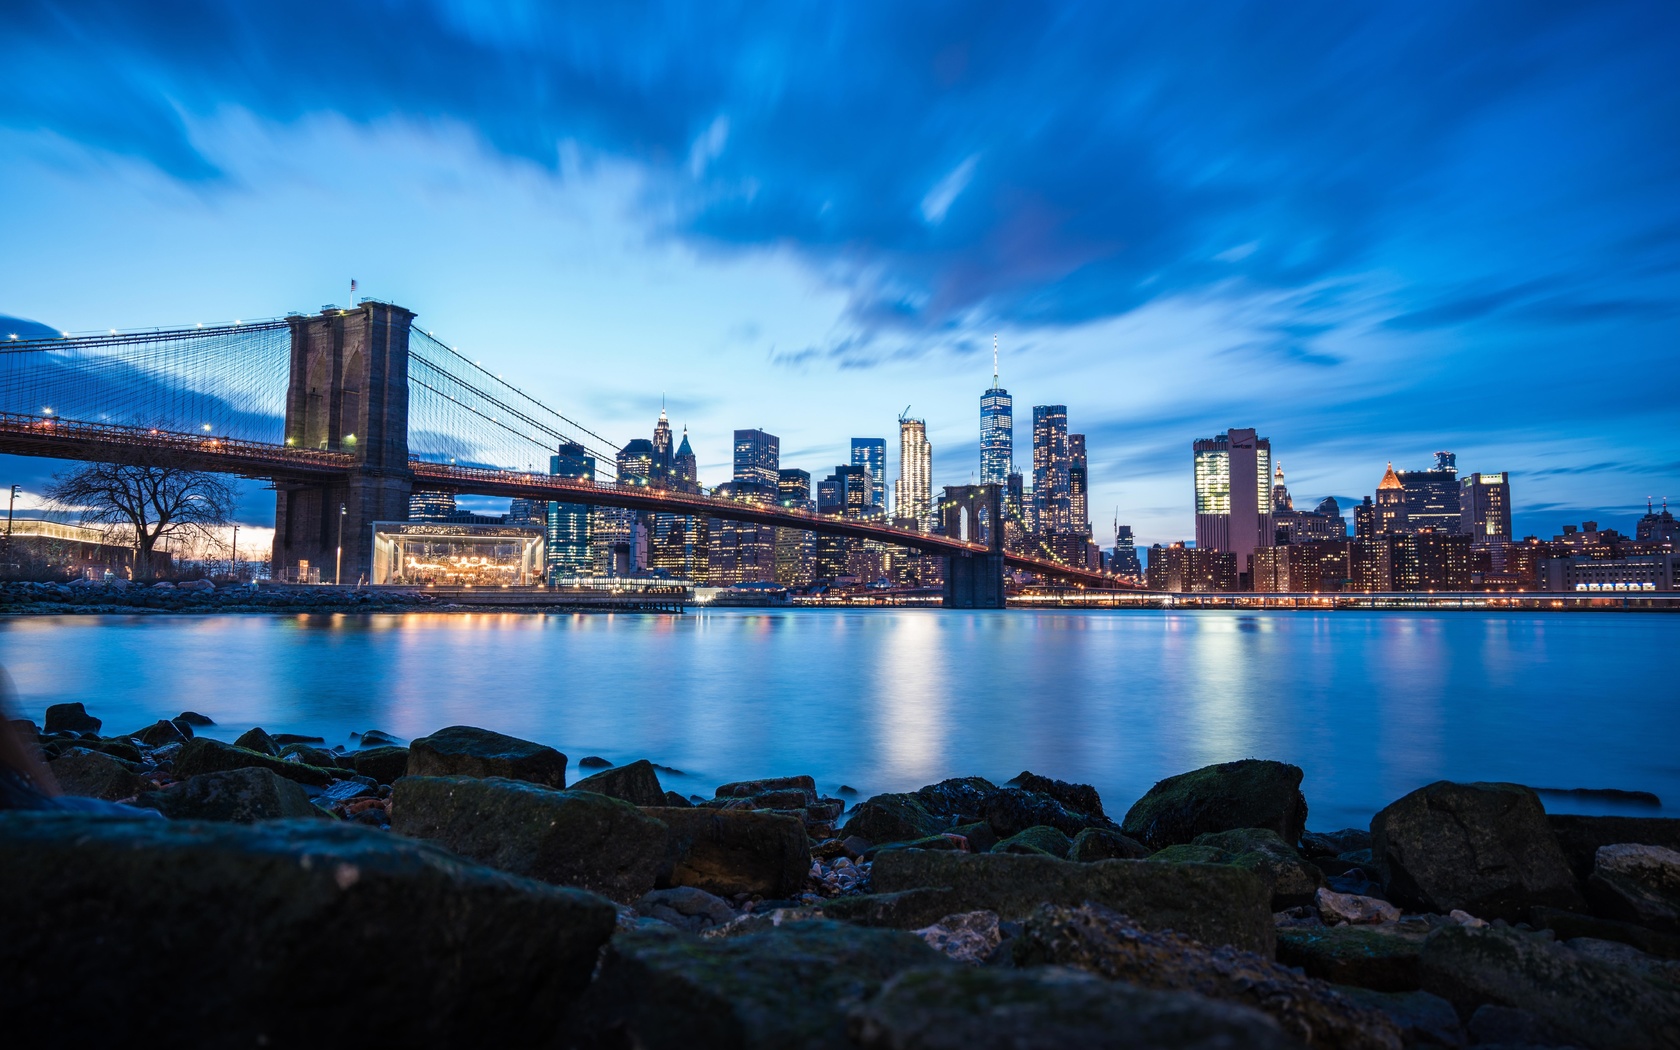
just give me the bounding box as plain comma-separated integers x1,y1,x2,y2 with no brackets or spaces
271,303,414,584
940,483,1006,608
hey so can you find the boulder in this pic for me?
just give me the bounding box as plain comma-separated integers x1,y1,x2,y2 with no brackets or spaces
991,825,1073,857
43,702,100,735
137,767,322,823
571,758,666,807
1371,781,1583,921
391,776,668,904
48,748,146,801
1068,827,1148,862
1316,887,1401,925
1549,814,1680,881
1419,922,1680,1050
715,774,816,800
171,738,338,787
566,920,946,1049
644,806,811,899
271,733,325,745
845,792,945,844
1275,925,1427,991
577,755,613,769
912,910,1003,963
1011,902,1401,1050
1121,760,1308,851
850,965,1301,1050
661,790,692,808
132,719,187,747
1530,905,1680,959
870,850,1275,953
1590,843,1680,933
820,888,970,931
1146,843,1233,864
407,725,567,788
80,737,144,764
635,886,739,933
985,787,1116,839
0,812,617,1046
351,744,409,785
950,820,1000,854
175,711,214,726
1194,827,1324,909
1008,770,1107,818
1301,828,1372,858
279,742,338,768
1332,988,1465,1049
912,776,1001,824
233,727,280,756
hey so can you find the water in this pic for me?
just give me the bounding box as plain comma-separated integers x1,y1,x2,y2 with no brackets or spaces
3,609,1675,830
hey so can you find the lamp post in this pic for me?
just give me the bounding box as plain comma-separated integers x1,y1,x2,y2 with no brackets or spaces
230,522,239,581
336,503,346,586
5,484,17,538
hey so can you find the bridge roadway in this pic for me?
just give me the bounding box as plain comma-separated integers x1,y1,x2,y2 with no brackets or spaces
0,413,1126,588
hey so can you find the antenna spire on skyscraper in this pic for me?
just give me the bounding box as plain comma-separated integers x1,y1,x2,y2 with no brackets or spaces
992,333,999,387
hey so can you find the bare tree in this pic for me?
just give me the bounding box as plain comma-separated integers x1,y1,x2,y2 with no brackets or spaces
46,457,237,579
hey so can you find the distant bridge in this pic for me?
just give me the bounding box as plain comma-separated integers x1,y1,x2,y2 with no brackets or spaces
0,306,1131,605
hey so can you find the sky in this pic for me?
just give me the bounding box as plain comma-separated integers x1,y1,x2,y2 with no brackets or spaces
1,1,1677,546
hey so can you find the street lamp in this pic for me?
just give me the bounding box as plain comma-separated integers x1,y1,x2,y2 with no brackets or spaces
6,484,18,538
230,521,239,581
336,503,346,586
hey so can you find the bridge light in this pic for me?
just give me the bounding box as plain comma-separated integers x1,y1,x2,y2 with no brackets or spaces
202,423,212,431
42,408,51,415
344,433,356,444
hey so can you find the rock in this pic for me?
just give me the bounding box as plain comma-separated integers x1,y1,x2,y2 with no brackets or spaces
358,729,399,746
175,710,214,726
279,742,338,768
661,790,692,807
1566,935,1680,982
1302,828,1373,858
1195,827,1324,909
80,737,144,764
317,778,377,804
1549,815,1680,881
43,702,100,735
172,738,338,787
1121,759,1308,851
984,787,1115,839
1371,781,1583,921
1011,902,1401,1050
571,758,666,807
578,755,613,769
870,850,1275,953
1530,905,1680,959
850,965,1302,1050
1535,785,1662,808
943,820,994,853
48,748,146,801
913,776,1001,824
0,812,617,1046
1069,827,1149,862
1332,988,1466,1048
1467,1003,1566,1046
137,767,321,823
391,776,668,904
1276,925,1427,991
874,833,967,857
846,792,945,844
177,578,214,593
991,825,1073,857
645,807,811,899
1590,843,1680,933
407,725,566,788
635,886,738,932
271,733,325,744
351,745,409,785
1146,843,1234,864
822,888,969,930
566,920,947,1049
1317,887,1402,925
1007,770,1107,818
133,719,187,747
1419,921,1680,1050
912,910,1003,963
716,774,817,800
233,727,280,756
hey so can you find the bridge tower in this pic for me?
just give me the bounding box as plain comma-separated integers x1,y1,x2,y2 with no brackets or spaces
271,303,415,584
940,483,1006,608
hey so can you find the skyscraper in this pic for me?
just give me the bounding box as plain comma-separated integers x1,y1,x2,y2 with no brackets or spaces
980,336,1013,484
896,416,932,526
1397,452,1460,533
1032,405,1071,534
673,427,698,492
546,442,595,578
408,490,457,522
1193,428,1274,574
851,437,886,513
732,429,779,492
1109,518,1143,581
1068,433,1090,536
1376,462,1406,534
1460,472,1513,546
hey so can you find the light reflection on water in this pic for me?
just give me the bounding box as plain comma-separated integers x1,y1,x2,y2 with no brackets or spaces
2,608,1675,829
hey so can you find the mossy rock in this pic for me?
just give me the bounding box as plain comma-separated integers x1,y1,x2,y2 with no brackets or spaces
1068,827,1149,862
407,725,567,789
1194,827,1324,909
845,792,945,845
1146,844,1234,865
1276,925,1426,992
172,738,338,787
1121,759,1308,851
991,825,1074,857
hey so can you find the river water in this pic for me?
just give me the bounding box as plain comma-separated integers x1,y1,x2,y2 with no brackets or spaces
3,609,1675,830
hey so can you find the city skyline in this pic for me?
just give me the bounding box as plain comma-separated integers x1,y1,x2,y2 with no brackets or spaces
1,3,1676,547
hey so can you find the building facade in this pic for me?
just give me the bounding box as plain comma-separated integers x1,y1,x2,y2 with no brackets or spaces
851,437,886,514
896,416,932,526
1397,452,1460,534
1460,472,1513,547
1193,428,1274,579
1376,463,1406,534
546,441,595,578
980,344,1013,485
1032,405,1071,535
1068,433,1090,536
733,429,780,489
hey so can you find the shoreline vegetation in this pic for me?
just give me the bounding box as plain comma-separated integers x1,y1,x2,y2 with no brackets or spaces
5,705,1678,1046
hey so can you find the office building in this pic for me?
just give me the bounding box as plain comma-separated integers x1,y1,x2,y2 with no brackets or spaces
1193,428,1274,577
980,338,1013,484
1109,523,1143,582
672,427,699,492
1252,540,1355,593
1146,543,1238,593
1032,405,1071,535
774,468,814,587
1637,498,1679,545
1273,470,1348,544
408,490,457,522
1376,463,1406,534
651,406,674,483
1397,452,1460,534
506,499,546,528
1536,551,1678,592
1354,496,1377,540
546,442,596,578
895,416,932,526
1460,472,1513,547
1068,433,1090,536
733,429,780,489
851,437,886,513
778,468,811,505
649,513,708,582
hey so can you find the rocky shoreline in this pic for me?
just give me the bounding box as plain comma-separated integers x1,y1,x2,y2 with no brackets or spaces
5,703,1679,1048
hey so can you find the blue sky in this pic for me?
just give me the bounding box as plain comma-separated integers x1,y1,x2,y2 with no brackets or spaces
2,1,1676,546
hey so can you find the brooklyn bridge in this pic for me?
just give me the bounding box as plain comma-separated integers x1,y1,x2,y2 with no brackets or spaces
0,302,1133,607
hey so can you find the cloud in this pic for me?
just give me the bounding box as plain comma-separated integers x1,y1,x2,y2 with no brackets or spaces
920,154,978,225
